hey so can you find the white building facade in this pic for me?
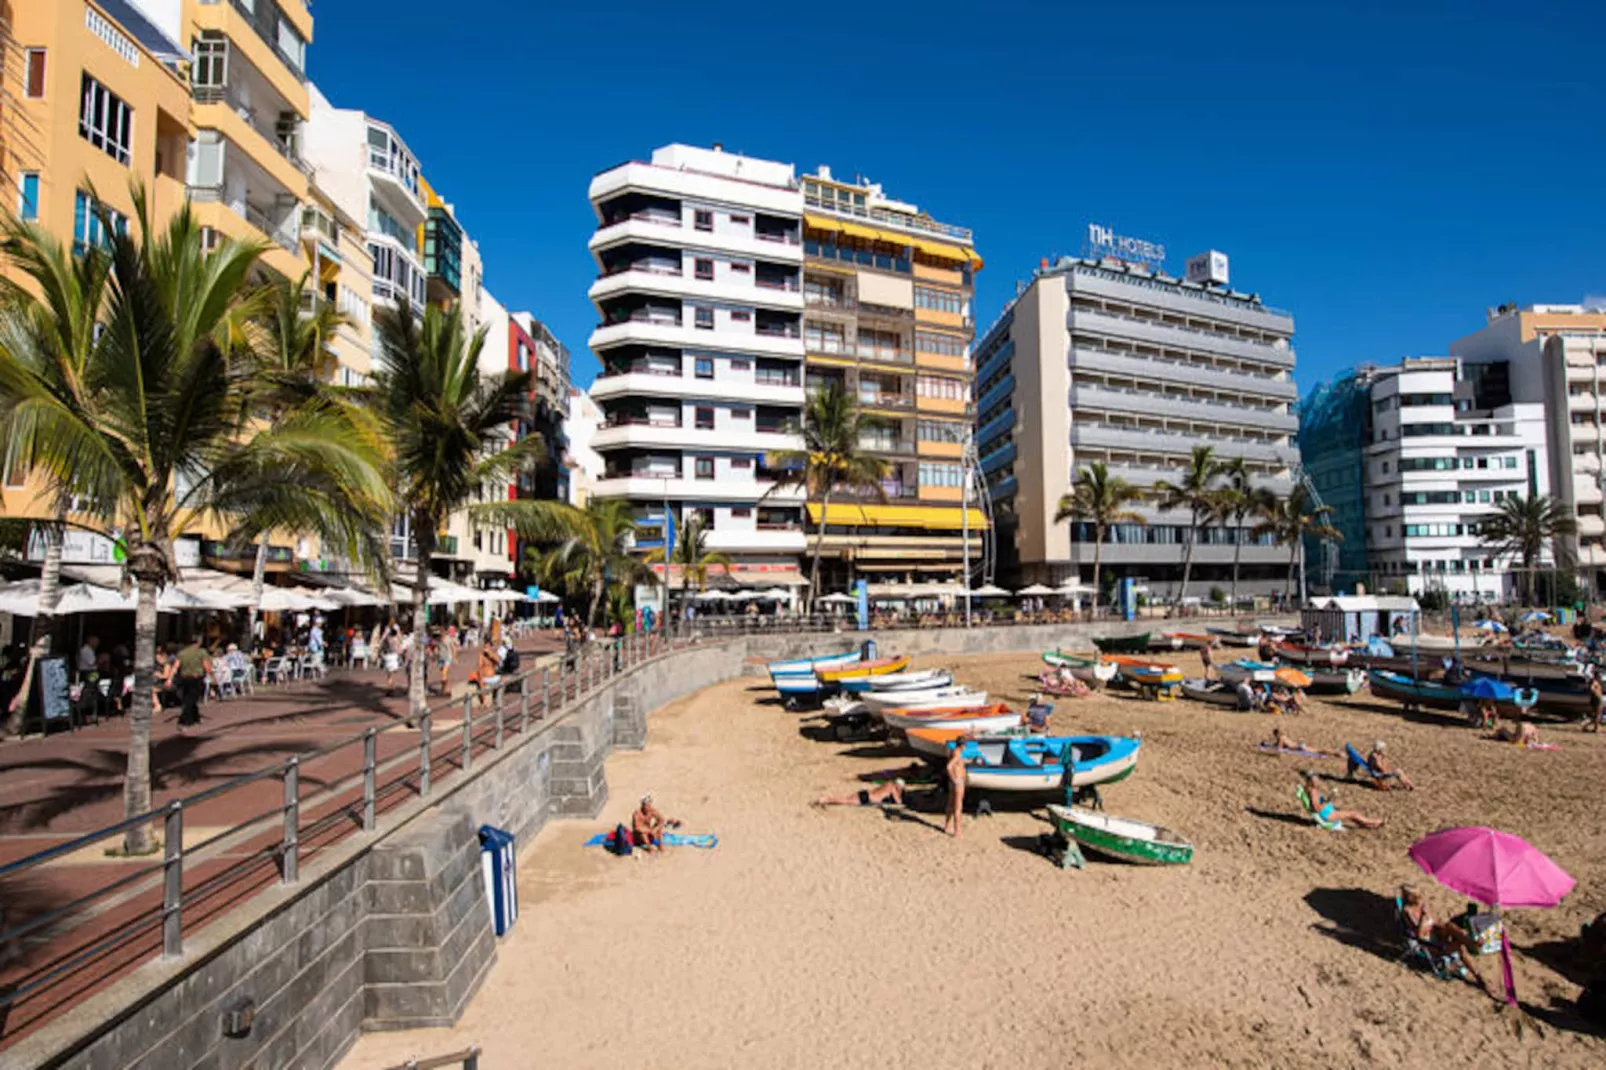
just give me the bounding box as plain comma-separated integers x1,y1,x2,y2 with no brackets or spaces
587,144,808,584
1362,357,1549,600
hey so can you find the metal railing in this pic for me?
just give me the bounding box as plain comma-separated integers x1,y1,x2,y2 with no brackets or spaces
381,1048,481,1070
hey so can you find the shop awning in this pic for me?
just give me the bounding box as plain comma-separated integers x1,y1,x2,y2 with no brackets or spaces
912,237,971,264
804,213,897,246
806,503,990,531
806,503,869,526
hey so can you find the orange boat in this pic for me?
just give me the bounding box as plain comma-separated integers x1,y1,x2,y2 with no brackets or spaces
1101,654,1178,672
816,655,910,682
1162,632,1213,650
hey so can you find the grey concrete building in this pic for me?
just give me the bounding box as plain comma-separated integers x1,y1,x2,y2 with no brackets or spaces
973,250,1301,599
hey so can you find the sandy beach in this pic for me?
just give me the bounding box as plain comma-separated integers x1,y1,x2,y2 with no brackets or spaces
339,649,1606,1069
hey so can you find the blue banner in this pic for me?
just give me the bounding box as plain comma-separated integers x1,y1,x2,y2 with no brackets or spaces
855,579,870,632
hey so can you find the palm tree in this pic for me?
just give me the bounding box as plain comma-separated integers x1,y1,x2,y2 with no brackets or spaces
522,497,651,629
765,383,888,612
1154,445,1221,607
644,514,731,617
372,301,584,725
1217,458,1276,615
1054,462,1146,617
238,272,361,651
0,215,112,735
1478,493,1577,605
0,191,391,852
1252,483,1341,602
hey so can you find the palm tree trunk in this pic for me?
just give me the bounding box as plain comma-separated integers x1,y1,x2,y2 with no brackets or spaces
1286,544,1299,602
1177,507,1199,610
807,485,833,615
587,574,604,630
1229,509,1244,616
1091,525,1104,619
246,531,270,655
122,568,161,854
2,513,65,736
408,518,435,727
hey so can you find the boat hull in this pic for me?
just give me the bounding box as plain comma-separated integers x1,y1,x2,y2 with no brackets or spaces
817,656,909,682
766,649,858,681
839,669,953,694
1180,679,1241,707
1047,805,1194,865
1092,634,1151,654
860,688,988,712
1307,668,1366,695
902,716,1028,752
956,735,1141,793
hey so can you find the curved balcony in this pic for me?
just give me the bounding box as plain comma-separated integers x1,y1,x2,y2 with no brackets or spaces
588,216,803,264
592,423,802,453
590,319,804,358
590,373,803,406
1070,423,1296,465
1069,384,1297,433
590,477,805,504
1069,348,1298,401
1069,308,1295,369
588,269,802,312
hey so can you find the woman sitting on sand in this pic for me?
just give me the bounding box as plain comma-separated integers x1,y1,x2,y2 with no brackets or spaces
1489,718,1542,747
1400,885,1490,992
1366,740,1416,790
1302,772,1384,829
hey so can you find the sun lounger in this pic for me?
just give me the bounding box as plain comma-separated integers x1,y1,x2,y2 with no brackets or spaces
1295,783,1345,831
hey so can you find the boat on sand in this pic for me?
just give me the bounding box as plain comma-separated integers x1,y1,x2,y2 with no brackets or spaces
1047,805,1194,866
955,735,1141,792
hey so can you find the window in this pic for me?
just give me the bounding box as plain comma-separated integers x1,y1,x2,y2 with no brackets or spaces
731,507,752,518
695,258,714,280
17,173,40,222
730,262,751,274
192,31,228,89
695,457,715,479
730,310,751,322
730,214,750,225
730,359,751,371
73,190,126,254
694,307,714,330
916,375,968,401
695,357,714,379
914,286,964,315
732,457,753,469
1479,490,1491,503
733,408,752,420
24,49,46,98
79,74,133,165
695,407,714,430
694,210,713,231
915,331,967,358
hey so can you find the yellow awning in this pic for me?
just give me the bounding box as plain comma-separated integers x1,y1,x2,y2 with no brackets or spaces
807,503,992,531
912,237,971,263
804,213,896,246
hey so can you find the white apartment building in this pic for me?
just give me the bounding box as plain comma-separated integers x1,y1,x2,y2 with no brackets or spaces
587,144,807,585
566,389,604,508
1451,303,1606,593
1362,357,1548,599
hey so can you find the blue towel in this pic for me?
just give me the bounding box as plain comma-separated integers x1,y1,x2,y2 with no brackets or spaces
585,830,719,849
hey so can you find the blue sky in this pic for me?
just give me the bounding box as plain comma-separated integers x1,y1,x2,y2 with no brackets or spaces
306,0,1605,392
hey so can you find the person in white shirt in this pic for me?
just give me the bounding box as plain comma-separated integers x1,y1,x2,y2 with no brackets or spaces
77,636,100,675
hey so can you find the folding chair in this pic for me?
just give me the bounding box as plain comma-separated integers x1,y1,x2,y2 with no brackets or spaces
1295,783,1346,831
261,656,290,685
1395,895,1470,982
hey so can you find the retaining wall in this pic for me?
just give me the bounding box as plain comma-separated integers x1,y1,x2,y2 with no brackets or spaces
14,618,1177,1069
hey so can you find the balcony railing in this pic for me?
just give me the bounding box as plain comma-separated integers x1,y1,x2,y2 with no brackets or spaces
601,363,681,378
754,324,801,339
860,439,915,456
244,201,300,252
192,84,311,176
804,292,853,309
755,277,801,292
601,262,682,278
804,194,973,243
754,230,800,245
602,211,682,229
757,422,801,436
600,313,683,330
754,373,802,387
860,393,915,411
603,415,682,429
222,0,306,82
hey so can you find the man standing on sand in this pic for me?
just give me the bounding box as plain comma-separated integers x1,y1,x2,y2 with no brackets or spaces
945,740,967,838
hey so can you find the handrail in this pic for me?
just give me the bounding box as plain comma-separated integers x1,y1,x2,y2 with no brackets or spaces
381,1045,481,1070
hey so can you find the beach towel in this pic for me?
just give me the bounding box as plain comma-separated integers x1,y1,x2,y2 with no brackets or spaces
1520,742,1561,751
586,831,719,849
1256,743,1334,759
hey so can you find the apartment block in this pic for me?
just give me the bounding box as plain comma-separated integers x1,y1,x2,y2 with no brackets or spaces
800,169,984,590
587,144,809,590
1452,303,1606,592
974,253,1300,597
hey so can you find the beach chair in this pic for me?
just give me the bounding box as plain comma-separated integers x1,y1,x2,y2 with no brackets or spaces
1344,743,1401,789
1395,895,1469,982
1295,783,1346,831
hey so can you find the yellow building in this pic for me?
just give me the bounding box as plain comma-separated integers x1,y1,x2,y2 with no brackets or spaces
798,168,986,589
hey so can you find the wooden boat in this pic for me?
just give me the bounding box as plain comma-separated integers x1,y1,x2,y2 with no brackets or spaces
1092,633,1151,655
1467,670,1592,717
1047,805,1194,866
1161,632,1213,650
859,687,989,712
1146,634,1184,652
839,669,952,694
1307,667,1366,695
898,708,1027,747
956,735,1141,792
1274,642,1348,668
816,655,909,682
766,648,859,681
1218,659,1279,685
1368,670,1537,714
1207,627,1259,648
1411,633,1461,653
1116,664,1183,689
1179,678,1244,707
1041,651,1118,686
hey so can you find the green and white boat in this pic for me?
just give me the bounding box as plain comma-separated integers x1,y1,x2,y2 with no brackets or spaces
1046,805,1195,866
1041,650,1119,685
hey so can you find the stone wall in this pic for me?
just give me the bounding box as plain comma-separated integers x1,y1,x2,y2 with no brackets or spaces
15,617,1200,1070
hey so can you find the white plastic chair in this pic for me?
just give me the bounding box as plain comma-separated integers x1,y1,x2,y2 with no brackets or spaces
261,656,289,685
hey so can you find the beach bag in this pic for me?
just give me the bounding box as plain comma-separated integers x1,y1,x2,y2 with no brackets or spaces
500,646,520,674
612,823,633,857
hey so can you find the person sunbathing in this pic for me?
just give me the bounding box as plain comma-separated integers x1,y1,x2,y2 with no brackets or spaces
1266,725,1334,756
1303,772,1384,828
1366,740,1416,790
1490,719,1542,747
632,793,672,851
814,779,906,808
1400,884,1490,991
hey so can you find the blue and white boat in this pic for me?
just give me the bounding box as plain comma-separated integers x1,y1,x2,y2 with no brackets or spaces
766,648,860,684
839,669,952,694
957,735,1141,793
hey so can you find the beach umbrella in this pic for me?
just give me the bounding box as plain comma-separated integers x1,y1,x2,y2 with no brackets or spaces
818,592,857,605
970,584,1011,598
1365,637,1395,657
1459,677,1516,701
1409,826,1575,1006
1519,611,1552,624
1473,619,1508,634
1274,667,1312,688
1016,583,1055,597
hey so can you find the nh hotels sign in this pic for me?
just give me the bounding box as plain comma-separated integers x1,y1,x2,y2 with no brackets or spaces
1085,223,1166,268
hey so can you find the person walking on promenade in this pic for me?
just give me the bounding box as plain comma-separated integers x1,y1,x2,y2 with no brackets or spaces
175,637,212,730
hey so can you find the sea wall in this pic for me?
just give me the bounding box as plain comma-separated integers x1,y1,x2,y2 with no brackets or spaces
14,617,1187,1069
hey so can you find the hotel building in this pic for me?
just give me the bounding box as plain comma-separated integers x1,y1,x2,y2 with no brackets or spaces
1360,357,1548,599
587,144,809,591
799,169,984,591
1452,303,1606,593
973,250,1300,597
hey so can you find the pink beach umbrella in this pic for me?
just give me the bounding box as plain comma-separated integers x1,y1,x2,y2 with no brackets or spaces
1408,826,1575,1006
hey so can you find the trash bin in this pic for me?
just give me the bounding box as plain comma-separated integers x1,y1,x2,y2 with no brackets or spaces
860,639,877,661
478,825,518,936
